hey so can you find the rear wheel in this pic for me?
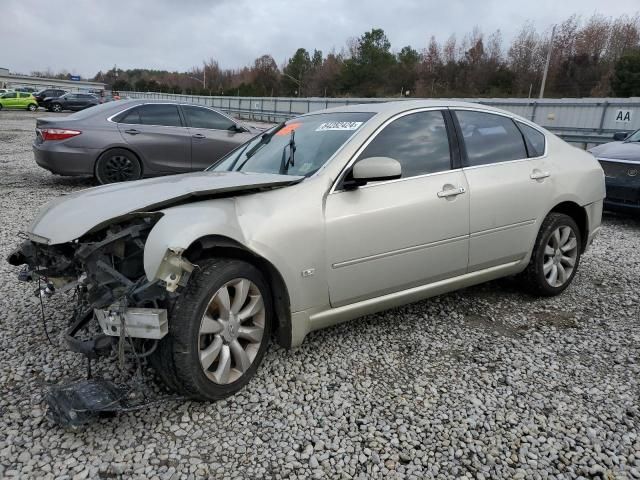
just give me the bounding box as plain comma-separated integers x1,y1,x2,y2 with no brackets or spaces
520,213,581,296
152,258,272,400
95,148,142,184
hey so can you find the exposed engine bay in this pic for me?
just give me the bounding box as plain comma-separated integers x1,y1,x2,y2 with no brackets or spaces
8,215,189,357
8,215,195,426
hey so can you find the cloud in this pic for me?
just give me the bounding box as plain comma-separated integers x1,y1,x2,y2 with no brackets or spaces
1,0,638,77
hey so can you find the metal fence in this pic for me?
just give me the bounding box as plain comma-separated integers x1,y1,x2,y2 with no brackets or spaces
120,92,640,146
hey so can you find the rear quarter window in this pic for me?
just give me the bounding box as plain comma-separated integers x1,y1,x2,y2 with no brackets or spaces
517,122,546,157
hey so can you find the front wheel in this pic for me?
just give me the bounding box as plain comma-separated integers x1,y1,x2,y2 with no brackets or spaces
520,213,582,296
153,258,272,400
27,103,37,112
51,103,63,112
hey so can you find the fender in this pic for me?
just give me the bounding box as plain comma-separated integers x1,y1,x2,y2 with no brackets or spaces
142,192,329,314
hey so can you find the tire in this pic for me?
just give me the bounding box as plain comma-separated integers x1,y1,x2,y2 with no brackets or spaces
95,148,142,184
153,258,273,401
520,213,582,296
27,103,37,112
0,104,3,111
51,103,63,113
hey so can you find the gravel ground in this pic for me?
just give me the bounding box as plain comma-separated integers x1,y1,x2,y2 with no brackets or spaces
0,110,639,479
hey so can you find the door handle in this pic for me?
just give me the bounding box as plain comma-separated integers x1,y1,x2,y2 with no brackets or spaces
530,170,550,180
192,133,206,139
124,129,140,135
437,186,466,198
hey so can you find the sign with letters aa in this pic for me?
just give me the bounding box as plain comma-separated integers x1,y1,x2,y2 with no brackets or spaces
615,110,632,123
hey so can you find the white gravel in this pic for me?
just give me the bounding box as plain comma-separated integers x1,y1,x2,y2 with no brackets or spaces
1,110,639,479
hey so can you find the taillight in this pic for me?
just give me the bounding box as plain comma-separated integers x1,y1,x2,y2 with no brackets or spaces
39,128,82,141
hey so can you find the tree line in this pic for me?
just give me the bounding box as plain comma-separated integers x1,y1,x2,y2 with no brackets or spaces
84,13,640,98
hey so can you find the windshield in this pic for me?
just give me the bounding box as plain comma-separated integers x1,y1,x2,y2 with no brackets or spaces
209,112,374,176
625,129,640,142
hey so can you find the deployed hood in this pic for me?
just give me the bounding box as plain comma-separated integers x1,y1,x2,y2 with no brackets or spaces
29,171,303,244
589,141,640,162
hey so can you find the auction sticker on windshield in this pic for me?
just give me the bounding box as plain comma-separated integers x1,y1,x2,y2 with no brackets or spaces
275,123,302,135
316,121,363,131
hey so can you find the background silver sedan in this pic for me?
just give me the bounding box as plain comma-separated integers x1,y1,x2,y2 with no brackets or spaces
32,100,259,184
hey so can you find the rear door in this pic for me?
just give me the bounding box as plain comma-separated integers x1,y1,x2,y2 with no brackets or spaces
116,104,192,173
453,109,553,272
181,105,252,170
76,94,91,109
64,94,80,109
19,92,31,108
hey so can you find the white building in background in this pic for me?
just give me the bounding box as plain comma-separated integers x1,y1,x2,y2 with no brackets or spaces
0,68,106,93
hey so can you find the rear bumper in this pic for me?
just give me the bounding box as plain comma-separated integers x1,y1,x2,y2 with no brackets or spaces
33,142,98,176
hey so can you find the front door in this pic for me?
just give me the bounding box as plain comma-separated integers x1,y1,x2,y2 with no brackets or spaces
325,109,470,307
116,103,192,173
181,105,252,170
453,109,553,271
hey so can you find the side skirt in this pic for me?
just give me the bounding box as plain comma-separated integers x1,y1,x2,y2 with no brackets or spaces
290,260,523,346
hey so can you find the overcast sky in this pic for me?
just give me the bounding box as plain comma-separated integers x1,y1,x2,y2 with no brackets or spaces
2,0,638,77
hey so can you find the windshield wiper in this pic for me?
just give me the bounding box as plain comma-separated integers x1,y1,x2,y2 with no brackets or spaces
279,130,296,174
233,122,286,172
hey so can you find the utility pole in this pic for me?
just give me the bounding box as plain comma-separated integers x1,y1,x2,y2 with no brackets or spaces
539,25,555,99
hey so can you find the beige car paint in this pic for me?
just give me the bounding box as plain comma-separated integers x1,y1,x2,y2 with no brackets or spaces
28,100,606,348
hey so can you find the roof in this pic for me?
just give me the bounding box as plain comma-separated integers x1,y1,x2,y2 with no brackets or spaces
306,99,507,116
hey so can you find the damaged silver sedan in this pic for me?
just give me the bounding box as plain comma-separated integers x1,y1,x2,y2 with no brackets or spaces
8,100,605,406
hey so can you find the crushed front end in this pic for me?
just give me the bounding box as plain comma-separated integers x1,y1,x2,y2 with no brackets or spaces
7,214,194,426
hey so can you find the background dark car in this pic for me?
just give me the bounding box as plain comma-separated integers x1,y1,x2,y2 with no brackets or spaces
33,100,260,184
589,129,640,212
33,88,67,107
44,93,99,112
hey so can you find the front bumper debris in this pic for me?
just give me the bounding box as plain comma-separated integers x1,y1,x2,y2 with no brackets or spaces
95,306,168,339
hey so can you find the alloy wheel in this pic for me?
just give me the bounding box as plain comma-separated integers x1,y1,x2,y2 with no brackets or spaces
543,226,578,287
198,278,265,384
103,155,136,182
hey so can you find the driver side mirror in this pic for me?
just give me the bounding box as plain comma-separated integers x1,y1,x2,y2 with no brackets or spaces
613,132,629,141
343,156,402,190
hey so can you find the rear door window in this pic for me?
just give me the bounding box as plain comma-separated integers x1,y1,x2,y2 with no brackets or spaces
183,105,235,130
116,107,142,124
455,110,527,166
138,104,183,127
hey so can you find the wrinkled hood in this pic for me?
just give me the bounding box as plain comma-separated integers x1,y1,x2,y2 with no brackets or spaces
589,141,640,162
29,171,303,244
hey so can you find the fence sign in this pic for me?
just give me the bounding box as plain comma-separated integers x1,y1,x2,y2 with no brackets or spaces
615,110,632,123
